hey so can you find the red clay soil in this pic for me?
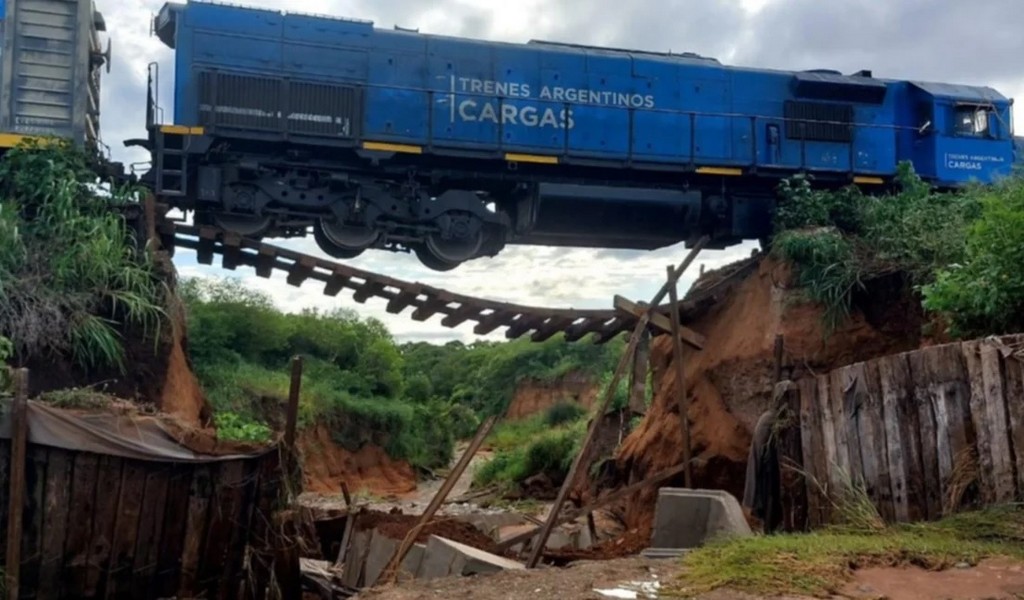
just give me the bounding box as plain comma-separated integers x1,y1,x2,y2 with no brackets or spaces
355,510,500,553
604,255,924,536
158,296,212,428
298,424,418,497
505,370,600,421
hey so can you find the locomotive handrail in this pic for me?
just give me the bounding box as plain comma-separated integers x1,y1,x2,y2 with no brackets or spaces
160,220,759,344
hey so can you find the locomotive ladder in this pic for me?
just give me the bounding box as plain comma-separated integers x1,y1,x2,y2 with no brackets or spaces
156,220,759,344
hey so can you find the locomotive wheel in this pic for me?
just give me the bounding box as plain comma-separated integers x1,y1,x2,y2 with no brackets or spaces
313,220,373,259
423,228,483,265
213,213,272,237
413,244,459,272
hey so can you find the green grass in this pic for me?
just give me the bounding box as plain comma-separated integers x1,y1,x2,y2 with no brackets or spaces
672,504,1024,598
474,409,587,489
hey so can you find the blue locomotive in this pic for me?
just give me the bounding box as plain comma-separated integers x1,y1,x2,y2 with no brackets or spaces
134,0,1019,270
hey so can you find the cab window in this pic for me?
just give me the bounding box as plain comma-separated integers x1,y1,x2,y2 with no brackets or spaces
954,104,992,137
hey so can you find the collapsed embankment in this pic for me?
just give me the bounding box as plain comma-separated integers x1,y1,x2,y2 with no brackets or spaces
505,370,600,421
601,255,926,535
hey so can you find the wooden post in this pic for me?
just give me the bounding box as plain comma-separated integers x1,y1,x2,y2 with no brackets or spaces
6,368,28,600
666,265,693,489
525,237,708,568
341,481,352,508
378,415,498,585
628,330,650,415
284,356,303,451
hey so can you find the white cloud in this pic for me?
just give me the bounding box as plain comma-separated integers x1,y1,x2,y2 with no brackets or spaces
96,0,1023,344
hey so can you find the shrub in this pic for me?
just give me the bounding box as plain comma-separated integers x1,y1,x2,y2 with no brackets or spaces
0,140,167,371
921,178,1024,337
546,401,586,427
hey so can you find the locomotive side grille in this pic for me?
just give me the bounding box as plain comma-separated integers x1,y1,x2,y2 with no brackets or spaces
197,71,361,138
289,81,359,137
784,101,854,143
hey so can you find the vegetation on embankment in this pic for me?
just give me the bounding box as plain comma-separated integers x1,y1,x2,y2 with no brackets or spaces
771,163,1024,338
0,141,168,373
674,503,1024,597
180,277,621,471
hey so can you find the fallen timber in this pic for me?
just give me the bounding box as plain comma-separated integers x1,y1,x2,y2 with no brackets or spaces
156,219,760,344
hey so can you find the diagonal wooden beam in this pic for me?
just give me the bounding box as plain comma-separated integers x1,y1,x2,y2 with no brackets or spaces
613,295,706,350
525,236,709,568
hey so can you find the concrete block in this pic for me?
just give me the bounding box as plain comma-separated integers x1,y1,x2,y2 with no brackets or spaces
649,488,751,550
398,543,426,583
417,535,524,579
363,530,401,588
341,529,371,587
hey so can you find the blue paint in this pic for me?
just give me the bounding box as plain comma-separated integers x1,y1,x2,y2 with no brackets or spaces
161,0,1017,188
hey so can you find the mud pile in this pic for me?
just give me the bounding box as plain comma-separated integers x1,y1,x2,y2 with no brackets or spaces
355,510,500,553
298,424,418,496
605,255,924,535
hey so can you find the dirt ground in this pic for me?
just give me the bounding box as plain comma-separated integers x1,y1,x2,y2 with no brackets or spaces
353,556,1024,600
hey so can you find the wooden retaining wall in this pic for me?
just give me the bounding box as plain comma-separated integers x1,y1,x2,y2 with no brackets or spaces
784,335,1024,528
0,436,282,599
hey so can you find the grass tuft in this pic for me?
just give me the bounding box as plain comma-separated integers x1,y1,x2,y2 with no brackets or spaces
673,504,1024,598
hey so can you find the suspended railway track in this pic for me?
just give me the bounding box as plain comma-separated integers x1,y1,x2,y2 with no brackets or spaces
155,219,759,344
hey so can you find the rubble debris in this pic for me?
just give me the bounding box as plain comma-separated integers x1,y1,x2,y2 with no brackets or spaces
417,535,525,579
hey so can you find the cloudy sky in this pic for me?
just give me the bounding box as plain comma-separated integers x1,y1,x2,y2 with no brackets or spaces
96,0,1024,343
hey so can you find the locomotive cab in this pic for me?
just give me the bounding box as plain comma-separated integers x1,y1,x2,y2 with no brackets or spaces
909,82,1015,186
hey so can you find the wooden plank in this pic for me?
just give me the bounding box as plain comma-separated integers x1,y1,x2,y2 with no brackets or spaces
85,455,124,596
860,361,894,523
962,340,996,503
6,369,28,600
63,453,99,595
219,460,262,600
1002,347,1024,498
778,382,808,531
877,355,910,522
628,329,651,415
920,344,971,515
19,446,47,597
815,373,838,522
907,348,942,520
198,461,246,596
36,449,72,600
250,453,284,600
285,356,303,452
178,466,214,598
105,460,148,599
666,266,692,487
837,366,865,493
154,465,193,597
613,295,706,350
0,441,10,566
979,341,1016,503
797,376,825,527
130,466,171,599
